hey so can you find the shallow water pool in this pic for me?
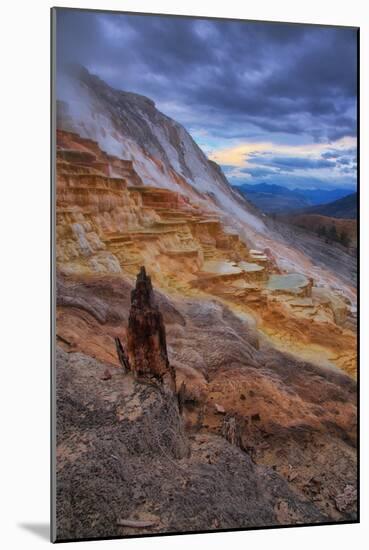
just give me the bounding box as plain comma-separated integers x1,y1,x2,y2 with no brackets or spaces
266,273,308,291
238,261,264,272
202,260,242,275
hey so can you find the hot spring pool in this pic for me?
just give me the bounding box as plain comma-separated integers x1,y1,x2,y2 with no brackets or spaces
202,260,242,275
266,273,308,291
238,261,264,272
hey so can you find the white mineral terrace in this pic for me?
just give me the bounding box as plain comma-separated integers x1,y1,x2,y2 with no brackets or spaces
249,249,268,261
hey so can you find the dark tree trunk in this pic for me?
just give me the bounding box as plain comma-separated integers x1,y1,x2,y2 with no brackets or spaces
127,266,176,391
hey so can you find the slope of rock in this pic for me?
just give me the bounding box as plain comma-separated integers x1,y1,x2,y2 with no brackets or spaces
57,65,265,234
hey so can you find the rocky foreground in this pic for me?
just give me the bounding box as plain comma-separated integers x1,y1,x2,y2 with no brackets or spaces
55,268,357,540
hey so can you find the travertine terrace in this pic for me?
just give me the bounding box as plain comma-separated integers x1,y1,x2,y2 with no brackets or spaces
56,129,356,377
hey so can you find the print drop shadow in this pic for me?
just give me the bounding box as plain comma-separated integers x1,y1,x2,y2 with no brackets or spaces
18,523,49,541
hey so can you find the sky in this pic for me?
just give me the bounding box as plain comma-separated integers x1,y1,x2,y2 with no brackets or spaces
56,9,358,191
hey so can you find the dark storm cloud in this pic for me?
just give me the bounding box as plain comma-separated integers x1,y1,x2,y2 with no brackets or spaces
235,144,357,190
321,147,357,166
337,157,351,165
242,166,278,178
340,166,354,174
247,155,336,171
56,9,357,144
322,150,341,159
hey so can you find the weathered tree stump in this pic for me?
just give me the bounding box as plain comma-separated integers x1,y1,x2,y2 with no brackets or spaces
127,266,176,392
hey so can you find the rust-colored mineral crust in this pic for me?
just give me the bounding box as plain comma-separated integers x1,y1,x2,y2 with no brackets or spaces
127,267,176,391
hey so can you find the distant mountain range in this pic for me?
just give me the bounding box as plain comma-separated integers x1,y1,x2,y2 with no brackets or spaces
296,192,357,219
235,183,355,214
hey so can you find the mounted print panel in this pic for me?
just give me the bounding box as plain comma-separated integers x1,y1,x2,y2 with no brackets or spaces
51,7,359,542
